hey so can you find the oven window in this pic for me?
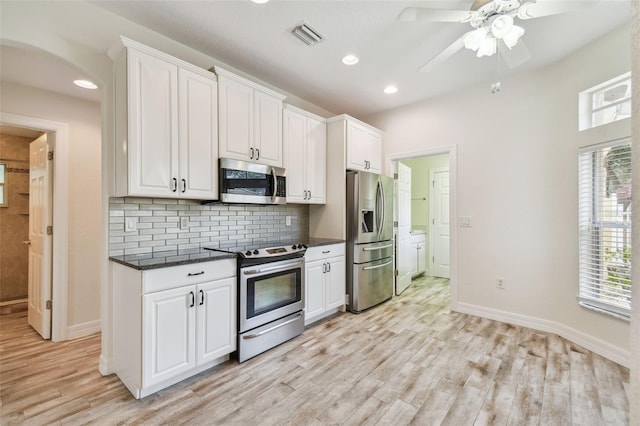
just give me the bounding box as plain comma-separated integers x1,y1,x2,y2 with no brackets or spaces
247,270,301,318
223,168,271,196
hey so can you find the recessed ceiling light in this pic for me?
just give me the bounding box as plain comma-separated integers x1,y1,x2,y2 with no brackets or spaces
251,0,269,3
342,54,359,66
74,79,98,90
384,86,398,94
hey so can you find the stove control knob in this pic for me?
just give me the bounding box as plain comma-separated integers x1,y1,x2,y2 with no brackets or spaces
245,250,252,256
253,249,259,255
292,245,297,250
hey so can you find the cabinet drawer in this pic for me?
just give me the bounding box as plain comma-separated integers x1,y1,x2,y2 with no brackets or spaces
143,259,236,293
305,243,345,263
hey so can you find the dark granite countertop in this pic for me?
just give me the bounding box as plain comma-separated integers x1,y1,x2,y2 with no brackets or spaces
110,248,236,271
304,238,345,247
110,238,345,271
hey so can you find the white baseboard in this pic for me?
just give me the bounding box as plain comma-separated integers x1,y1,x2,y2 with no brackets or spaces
455,302,630,368
66,319,101,340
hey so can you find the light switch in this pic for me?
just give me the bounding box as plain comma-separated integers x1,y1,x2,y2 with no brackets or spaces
460,216,472,228
286,216,292,226
180,217,189,230
125,217,137,232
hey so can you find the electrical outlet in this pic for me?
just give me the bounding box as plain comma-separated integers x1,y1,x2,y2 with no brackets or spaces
497,277,505,289
125,217,137,232
286,216,292,226
180,216,189,230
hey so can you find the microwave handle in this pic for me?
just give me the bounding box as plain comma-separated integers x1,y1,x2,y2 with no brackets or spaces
271,167,278,201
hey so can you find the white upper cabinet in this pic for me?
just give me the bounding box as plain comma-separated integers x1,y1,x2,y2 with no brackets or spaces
283,105,327,204
216,67,286,167
112,37,218,200
346,119,382,174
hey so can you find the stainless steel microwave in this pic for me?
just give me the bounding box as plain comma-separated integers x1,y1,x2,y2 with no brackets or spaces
219,158,286,205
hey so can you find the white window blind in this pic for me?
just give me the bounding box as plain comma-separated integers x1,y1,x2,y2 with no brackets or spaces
578,138,632,318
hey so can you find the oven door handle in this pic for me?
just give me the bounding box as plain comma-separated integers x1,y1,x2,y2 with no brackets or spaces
243,260,303,275
242,312,303,339
362,260,393,271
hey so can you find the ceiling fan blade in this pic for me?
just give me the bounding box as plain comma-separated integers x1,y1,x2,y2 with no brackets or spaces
517,0,595,20
418,37,465,73
497,39,532,69
399,7,473,23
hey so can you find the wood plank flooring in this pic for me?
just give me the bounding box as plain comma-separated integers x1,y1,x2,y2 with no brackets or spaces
0,276,630,425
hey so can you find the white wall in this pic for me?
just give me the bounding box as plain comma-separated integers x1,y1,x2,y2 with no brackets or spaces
368,23,632,363
0,82,102,328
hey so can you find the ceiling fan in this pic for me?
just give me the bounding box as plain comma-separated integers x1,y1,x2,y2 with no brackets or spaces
400,0,594,73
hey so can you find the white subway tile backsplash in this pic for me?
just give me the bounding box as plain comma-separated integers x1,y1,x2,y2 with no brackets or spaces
109,198,309,256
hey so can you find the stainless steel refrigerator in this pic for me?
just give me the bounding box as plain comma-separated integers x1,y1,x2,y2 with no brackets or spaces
346,170,394,313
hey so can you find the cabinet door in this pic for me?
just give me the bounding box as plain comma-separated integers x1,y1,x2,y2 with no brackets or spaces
127,49,178,197
346,123,368,171
366,131,382,174
218,76,253,161
197,277,236,365
410,242,419,277
254,90,283,167
417,242,426,274
178,69,218,200
143,286,196,388
325,256,346,311
283,109,307,202
306,118,327,204
305,260,326,323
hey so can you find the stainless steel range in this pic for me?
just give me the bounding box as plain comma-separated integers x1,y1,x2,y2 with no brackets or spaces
206,242,306,362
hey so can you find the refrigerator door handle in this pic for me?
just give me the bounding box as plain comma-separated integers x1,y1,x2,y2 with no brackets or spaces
363,260,393,271
376,180,385,237
362,243,393,251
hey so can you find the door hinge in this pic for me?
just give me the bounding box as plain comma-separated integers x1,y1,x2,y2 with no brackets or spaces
394,269,399,277
47,226,53,235
393,173,398,179
345,294,349,304
48,151,54,161
432,180,435,188
46,300,52,310
432,256,435,263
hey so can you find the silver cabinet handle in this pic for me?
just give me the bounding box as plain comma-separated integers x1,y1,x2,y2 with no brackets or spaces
322,263,327,273
363,243,393,251
303,190,308,200
256,148,260,160
188,271,204,276
363,260,392,271
181,179,186,193
189,291,195,308
327,262,331,272
322,250,330,254
242,313,302,339
250,147,254,159
308,190,311,200
172,178,178,192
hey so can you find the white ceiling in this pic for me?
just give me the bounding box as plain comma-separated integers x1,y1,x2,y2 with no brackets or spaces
0,1,631,118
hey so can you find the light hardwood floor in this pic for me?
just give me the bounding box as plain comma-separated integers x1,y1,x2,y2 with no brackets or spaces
0,276,630,425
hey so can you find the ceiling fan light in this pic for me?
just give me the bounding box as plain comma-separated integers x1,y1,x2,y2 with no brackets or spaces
490,14,514,39
477,36,497,57
462,27,487,51
503,25,525,49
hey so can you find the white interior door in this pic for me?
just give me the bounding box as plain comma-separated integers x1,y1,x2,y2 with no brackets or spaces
28,134,52,339
430,168,450,278
396,162,412,295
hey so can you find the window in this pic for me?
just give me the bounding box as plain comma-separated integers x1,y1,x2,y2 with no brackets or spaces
578,138,632,318
0,163,6,207
579,72,631,131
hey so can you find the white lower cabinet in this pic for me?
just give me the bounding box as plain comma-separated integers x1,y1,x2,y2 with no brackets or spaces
410,233,426,278
113,259,236,399
304,243,346,325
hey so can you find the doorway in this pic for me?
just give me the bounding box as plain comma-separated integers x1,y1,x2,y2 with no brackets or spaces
0,113,70,341
389,145,458,310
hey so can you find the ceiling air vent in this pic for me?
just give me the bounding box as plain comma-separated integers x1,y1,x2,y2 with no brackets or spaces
292,23,324,46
